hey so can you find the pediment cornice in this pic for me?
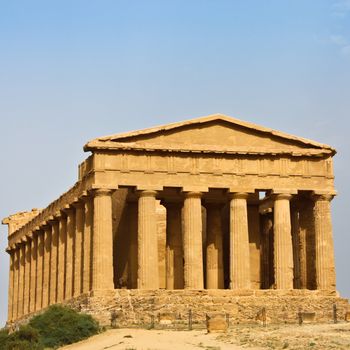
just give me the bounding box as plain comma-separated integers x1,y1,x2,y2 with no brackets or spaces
84,114,336,157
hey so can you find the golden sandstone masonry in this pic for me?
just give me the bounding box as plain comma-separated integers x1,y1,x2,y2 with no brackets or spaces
2,114,349,326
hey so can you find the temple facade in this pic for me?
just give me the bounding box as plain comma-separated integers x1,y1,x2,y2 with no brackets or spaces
3,114,344,325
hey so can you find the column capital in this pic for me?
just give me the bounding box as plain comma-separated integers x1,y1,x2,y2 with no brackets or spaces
272,188,298,195
72,200,84,209
92,188,114,197
229,192,249,200
274,193,293,201
5,246,13,254
184,191,202,199
62,204,75,215
81,193,93,204
139,189,158,198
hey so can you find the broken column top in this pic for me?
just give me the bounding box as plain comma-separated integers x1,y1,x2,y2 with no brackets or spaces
2,209,42,236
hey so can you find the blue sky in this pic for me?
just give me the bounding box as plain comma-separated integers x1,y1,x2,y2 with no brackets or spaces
0,0,349,326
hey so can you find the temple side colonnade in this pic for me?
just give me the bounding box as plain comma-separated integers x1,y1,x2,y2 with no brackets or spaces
3,114,338,323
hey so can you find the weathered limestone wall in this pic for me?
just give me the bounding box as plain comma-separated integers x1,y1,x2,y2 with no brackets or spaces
65,290,349,327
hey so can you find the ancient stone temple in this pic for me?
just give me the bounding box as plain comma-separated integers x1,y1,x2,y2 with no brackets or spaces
3,114,349,326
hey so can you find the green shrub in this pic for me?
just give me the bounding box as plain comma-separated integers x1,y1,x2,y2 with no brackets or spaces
0,328,9,350
29,305,99,348
4,325,43,350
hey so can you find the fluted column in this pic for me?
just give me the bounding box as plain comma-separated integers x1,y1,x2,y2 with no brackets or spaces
313,194,336,290
183,192,203,289
13,247,20,319
23,239,31,315
82,196,93,293
137,190,159,289
164,202,184,290
65,208,75,299
261,213,273,289
36,231,44,311
49,221,59,305
299,199,314,289
229,193,251,289
92,189,114,290
128,201,138,289
7,250,15,322
17,244,25,317
274,194,294,289
291,204,301,289
42,226,52,308
29,236,37,313
206,203,224,289
57,214,67,303
73,202,84,297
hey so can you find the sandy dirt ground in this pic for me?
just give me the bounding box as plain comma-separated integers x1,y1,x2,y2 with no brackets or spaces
59,323,350,350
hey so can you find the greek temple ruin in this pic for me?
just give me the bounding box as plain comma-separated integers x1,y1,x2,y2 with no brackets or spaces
3,114,348,326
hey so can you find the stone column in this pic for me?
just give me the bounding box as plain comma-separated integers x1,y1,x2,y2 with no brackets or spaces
42,226,52,308
164,202,184,290
291,204,301,289
36,231,44,311
18,244,25,317
49,220,59,305
299,199,314,289
313,194,336,290
137,190,159,289
57,214,67,303
65,208,75,299
82,196,93,293
229,193,251,289
261,213,273,289
206,203,224,289
7,250,15,322
29,236,37,313
274,194,294,289
13,247,20,319
23,239,32,316
183,192,203,289
92,189,114,290
128,201,138,289
73,202,84,297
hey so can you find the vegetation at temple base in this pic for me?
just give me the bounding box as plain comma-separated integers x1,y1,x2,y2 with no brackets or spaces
0,306,100,350
29,305,99,348
0,325,42,350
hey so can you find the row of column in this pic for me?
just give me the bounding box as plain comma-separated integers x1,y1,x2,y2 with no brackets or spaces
7,192,99,322
139,191,336,291
139,191,252,290
261,194,336,290
7,189,336,322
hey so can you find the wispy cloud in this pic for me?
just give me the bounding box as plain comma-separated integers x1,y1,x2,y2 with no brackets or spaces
330,34,348,46
341,45,350,55
330,34,350,56
332,0,350,17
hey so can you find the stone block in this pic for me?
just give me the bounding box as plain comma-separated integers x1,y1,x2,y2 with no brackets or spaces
345,311,350,322
159,312,175,325
206,314,228,333
300,312,316,324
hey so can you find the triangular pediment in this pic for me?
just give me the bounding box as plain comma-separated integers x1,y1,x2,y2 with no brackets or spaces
84,114,335,156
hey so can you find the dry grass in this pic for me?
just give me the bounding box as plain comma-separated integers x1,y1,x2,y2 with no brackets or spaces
218,322,350,349
59,322,350,350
